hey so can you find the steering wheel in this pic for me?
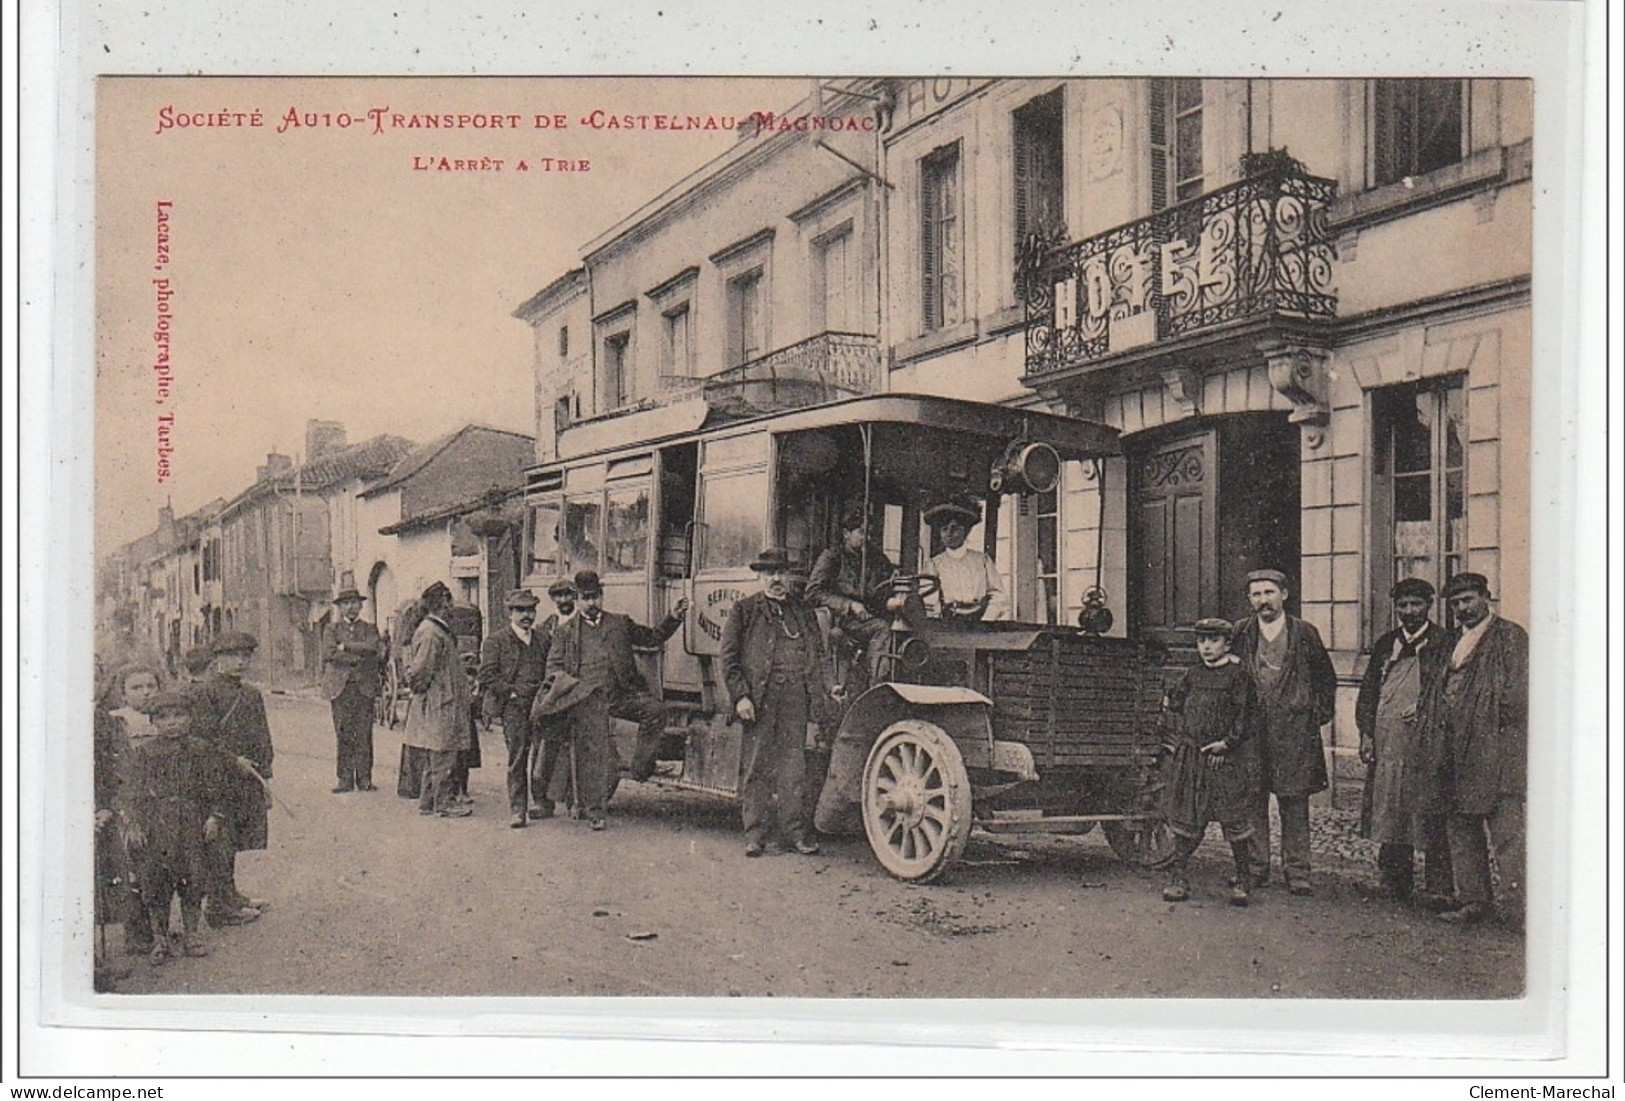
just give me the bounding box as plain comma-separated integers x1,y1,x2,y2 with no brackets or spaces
868,572,941,603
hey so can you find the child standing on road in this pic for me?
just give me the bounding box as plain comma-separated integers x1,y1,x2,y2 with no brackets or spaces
117,691,234,964
1158,618,1262,906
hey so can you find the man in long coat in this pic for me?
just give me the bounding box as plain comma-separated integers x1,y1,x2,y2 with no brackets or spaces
1232,568,1337,895
543,570,684,829
478,588,552,828
186,631,273,925
1355,577,1453,903
722,549,840,857
1413,572,1529,929
403,581,473,818
322,586,383,793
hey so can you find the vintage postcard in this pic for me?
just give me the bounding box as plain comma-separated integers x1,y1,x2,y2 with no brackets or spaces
18,0,1608,1081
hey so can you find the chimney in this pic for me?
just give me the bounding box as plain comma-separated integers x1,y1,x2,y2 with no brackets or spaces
306,419,347,460
257,452,294,482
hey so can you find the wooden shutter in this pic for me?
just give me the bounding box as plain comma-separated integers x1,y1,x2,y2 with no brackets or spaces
1148,80,1171,213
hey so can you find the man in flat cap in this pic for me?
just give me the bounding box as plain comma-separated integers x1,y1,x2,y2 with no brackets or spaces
322,587,383,793
723,549,842,857
1414,572,1528,930
807,505,897,684
478,588,553,828
543,570,686,828
920,498,1007,623
187,630,273,925
1232,569,1337,895
402,581,474,818
1355,578,1453,904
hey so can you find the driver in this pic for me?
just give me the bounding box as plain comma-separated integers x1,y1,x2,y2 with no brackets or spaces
807,505,895,680
921,498,1007,622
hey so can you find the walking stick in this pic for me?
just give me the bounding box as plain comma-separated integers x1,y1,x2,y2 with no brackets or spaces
240,760,297,820
568,735,582,820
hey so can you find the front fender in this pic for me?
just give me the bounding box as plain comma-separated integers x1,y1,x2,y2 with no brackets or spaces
813,683,994,836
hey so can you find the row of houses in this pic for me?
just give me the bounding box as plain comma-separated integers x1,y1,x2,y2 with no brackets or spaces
510,76,1532,802
99,420,535,682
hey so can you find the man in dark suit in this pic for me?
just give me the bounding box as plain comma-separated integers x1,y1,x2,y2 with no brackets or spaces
722,549,841,857
322,587,383,793
1414,572,1529,930
1231,568,1337,896
479,588,552,829
543,570,685,829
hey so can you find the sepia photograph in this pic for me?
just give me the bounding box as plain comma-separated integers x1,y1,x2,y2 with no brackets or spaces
89,72,1535,1005
12,0,1611,1083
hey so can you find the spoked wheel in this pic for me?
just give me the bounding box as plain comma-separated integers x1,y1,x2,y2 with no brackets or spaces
861,720,972,883
1102,817,1178,869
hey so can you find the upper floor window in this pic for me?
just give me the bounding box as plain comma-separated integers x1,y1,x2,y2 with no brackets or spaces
726,269,764,367
602,331,631,410
1371,79,1465,188
1150,78,1203,210
661,303,693,378
811,225,855,333
1013,89,1065,245
920,142,963,332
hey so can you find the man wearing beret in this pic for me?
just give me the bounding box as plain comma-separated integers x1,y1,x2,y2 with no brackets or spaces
186,631,273,925
1232,569,1337,895
543,570,686,829
1414,573,1529,930
322,587,383,794
1355,578,1453,904
722,549,842,857
478,588,553,829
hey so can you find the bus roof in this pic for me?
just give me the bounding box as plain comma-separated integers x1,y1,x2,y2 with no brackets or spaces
538,392,1120,473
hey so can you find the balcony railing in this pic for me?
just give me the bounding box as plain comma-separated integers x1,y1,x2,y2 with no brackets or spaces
702,331,881,415
1023,163,1337,378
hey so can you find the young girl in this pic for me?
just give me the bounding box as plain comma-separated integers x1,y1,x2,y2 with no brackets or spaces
1158,618,1262,906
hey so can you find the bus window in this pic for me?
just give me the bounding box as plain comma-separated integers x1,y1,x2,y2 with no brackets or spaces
526,497,563,579
700,469,768,572
563,495,603,573
605,485,651,573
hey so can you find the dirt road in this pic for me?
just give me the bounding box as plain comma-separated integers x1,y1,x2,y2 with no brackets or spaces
109,690,1522,999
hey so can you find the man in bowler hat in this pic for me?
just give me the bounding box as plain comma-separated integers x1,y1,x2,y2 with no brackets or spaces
322,587,383,793
722,549,842,857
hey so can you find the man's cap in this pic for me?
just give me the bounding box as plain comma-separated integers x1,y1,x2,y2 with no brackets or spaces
147,691,191,715
546,577,578,598
211,631,259,655
1390,577,1436,602
922,498,981,527
421,581,452,604
504,588,541,610
182,647,214,675
1442,572,1491,599
573,569,604,596
332,587,364,604
1245,568,1289,588
748,548,795,573
1192,617,1235,637
839,505,868,531
117,661,163,685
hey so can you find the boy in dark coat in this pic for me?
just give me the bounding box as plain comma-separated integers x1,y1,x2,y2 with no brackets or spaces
116,692,234,964
186,632,272,926
1157,619,1261,905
